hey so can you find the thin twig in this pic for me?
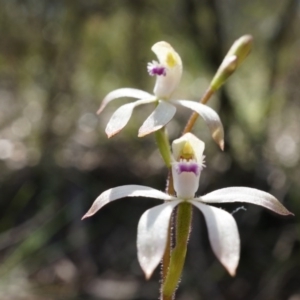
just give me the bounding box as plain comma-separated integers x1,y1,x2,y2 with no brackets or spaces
182,88,214,134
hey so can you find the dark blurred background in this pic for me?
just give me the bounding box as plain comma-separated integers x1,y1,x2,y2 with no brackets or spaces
0,0,299,299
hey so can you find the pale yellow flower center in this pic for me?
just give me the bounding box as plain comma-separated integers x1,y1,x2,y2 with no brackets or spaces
180,142,195,160
166,52,177,68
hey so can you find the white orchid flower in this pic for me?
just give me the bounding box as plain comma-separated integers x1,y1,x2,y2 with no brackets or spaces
98,41,224,149
82,133,293,278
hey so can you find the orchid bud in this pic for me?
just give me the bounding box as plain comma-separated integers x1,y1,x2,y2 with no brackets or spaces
225,34,253,67
210,35,253,91
210,55,238,92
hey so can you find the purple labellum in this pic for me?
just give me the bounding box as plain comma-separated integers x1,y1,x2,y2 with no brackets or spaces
175,162,201,176
147,62,167,76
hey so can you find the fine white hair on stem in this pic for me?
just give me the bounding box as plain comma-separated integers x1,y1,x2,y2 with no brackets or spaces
231,206,247,215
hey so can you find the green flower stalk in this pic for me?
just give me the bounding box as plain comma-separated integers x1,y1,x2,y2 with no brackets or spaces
155,128,172,168
162,202,192,297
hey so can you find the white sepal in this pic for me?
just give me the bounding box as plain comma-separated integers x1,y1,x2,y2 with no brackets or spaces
138,101,176,137
105,98,157,138
98,88,153,114
137,200,181,279
190,200,240,276
173,100,225,150
82,185,175,219
199,187,294,216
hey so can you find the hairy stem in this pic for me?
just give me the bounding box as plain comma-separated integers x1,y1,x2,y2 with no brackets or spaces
161,171,175,300
162,202,192,298
160,84,213,298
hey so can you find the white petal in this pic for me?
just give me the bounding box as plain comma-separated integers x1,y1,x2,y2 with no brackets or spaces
151,42,182,99
172,132,205,163
97,88,153,114
105,98,157,138
199,187,293,216
137,200,181,279
138,101,176,137
190,200,240,276
82,185,175,219
173,100,225,150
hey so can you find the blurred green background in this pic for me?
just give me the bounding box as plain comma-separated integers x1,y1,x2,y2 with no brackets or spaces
0,0,299,299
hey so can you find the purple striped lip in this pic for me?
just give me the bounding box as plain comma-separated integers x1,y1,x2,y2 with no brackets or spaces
175,162,201,176
147,63,167,76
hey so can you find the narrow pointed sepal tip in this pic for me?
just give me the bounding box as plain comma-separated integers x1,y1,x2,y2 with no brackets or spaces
224,258,239,277
144,271,153,280
286,210,295,217
274,204,294,216
228,268,237,277
137,130,157,138
219,139,225,151
137,131,147,138
81,213,90,220
212,132,224,150
96,107,103,115
105,130,119,138
81,207,99,220
138,126,162,137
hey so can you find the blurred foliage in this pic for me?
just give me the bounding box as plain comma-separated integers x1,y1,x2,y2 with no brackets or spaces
0,0,300,299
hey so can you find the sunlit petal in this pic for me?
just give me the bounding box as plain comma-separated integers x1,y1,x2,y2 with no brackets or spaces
105,98,157,138
151,42,182,99
82,185,175,219
190,200,240,276
97,88,153,114
137,200,181,279
198,187,293,216
173,100,224,150
138,101,176,137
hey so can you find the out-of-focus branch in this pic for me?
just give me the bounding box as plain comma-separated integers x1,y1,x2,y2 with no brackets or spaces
268,0,298,92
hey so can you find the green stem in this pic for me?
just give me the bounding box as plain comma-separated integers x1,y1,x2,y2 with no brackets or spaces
161,170,175,300
182,87,214,134
162,202,192,298
155,128,172,168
